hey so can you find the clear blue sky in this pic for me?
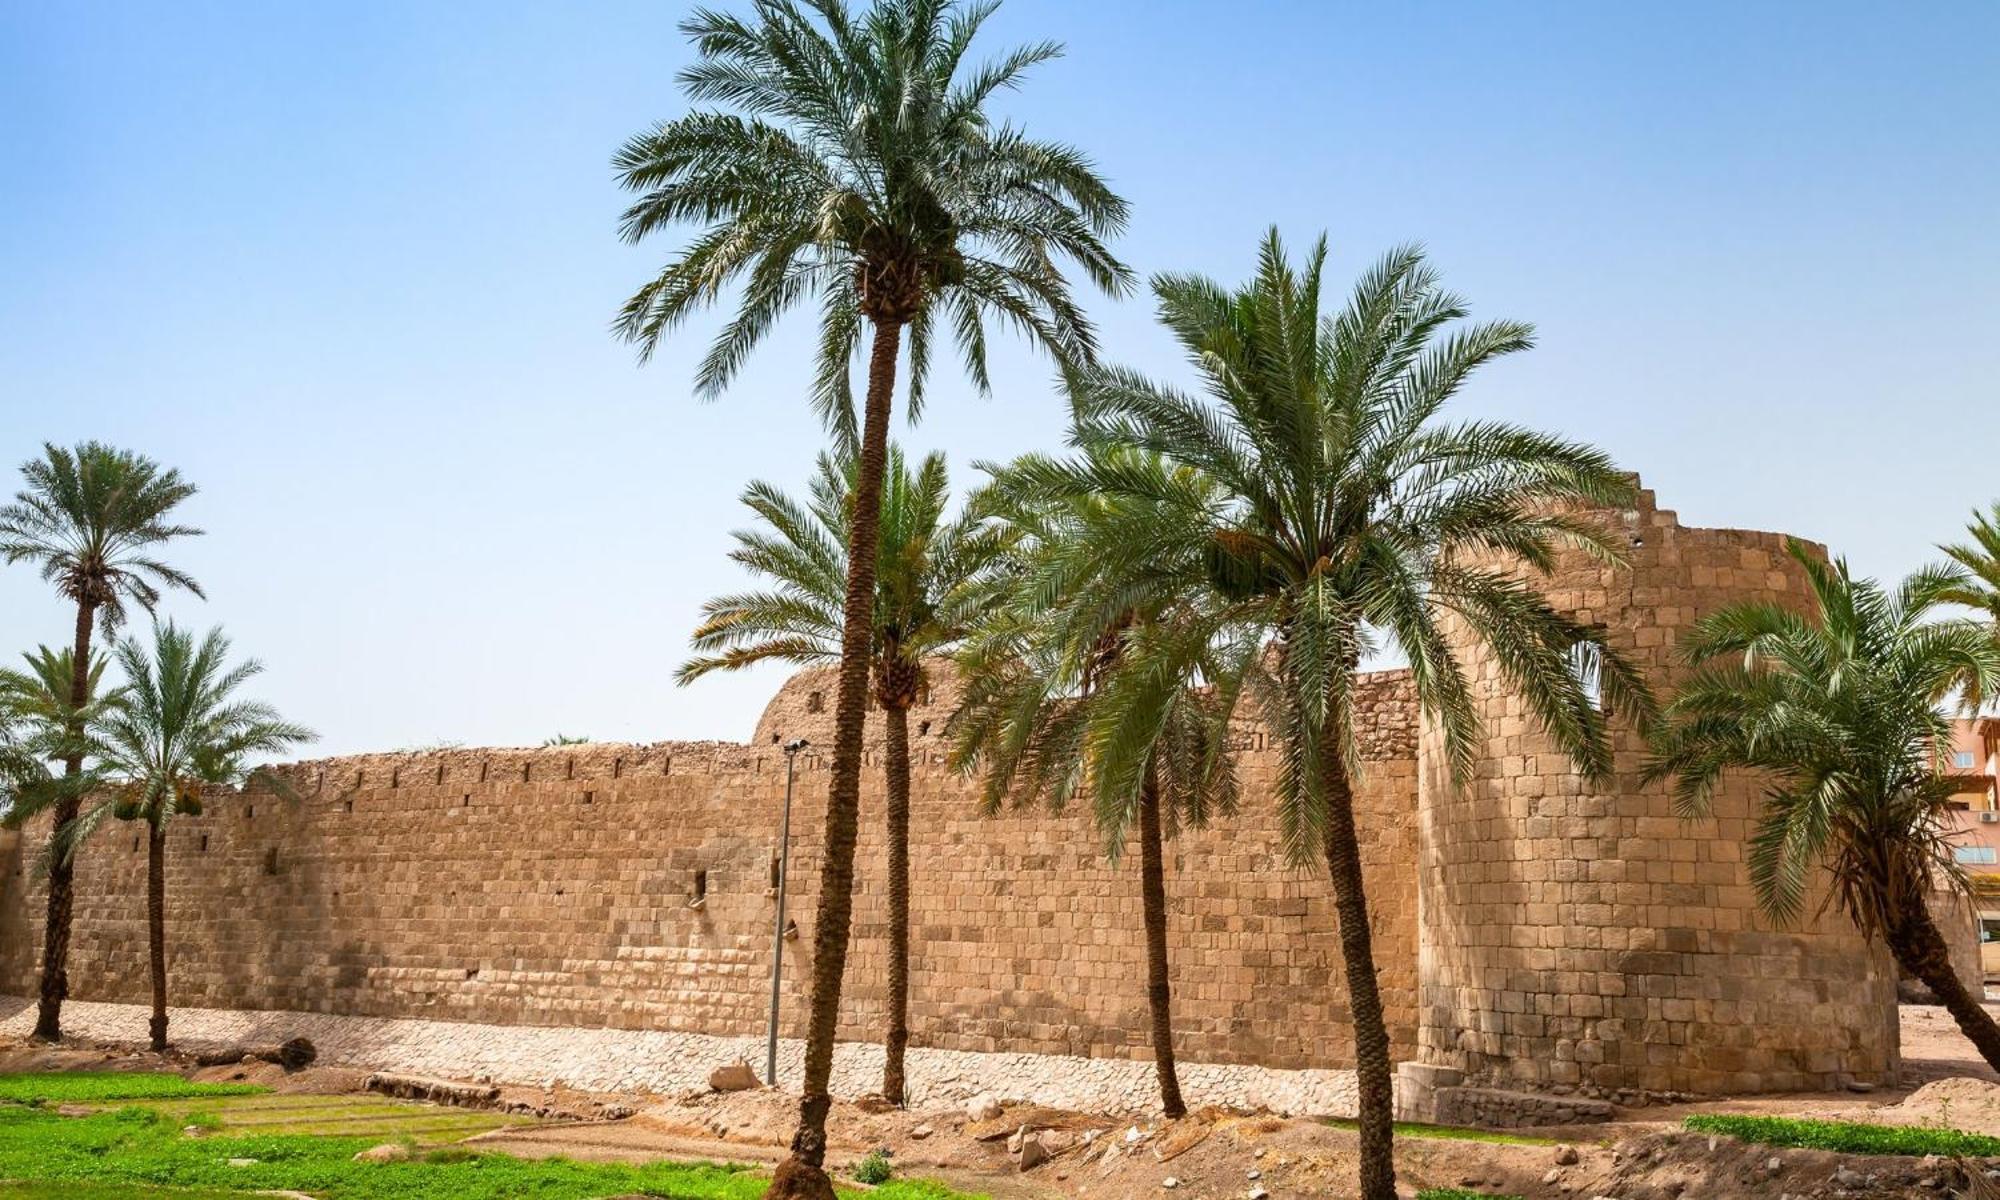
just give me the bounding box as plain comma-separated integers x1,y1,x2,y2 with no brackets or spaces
2,1,1996,755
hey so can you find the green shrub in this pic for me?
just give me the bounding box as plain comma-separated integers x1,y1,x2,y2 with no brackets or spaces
854,1149,895,1184
1684,1113,2000,1158
0,1073,264,1105
179,1109,224,1133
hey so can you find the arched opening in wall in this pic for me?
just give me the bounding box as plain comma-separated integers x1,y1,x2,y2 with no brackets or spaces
1567,634,1608,713
806,690,824,714
918,720,931,736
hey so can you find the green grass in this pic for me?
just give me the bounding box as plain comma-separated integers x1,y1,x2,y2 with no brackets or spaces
1416,1190,1524,1200
0,1185,257,1199
1684,1113,2000,1158
103,1092,534,1144
1322,1117,1554,1146
0,1072,266,1105
0,1103,985,1200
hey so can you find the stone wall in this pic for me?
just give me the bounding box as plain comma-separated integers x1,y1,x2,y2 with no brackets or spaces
1414,490,1902,1097
0,671,1422,1072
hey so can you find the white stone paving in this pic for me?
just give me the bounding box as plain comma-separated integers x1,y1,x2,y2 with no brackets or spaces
0,995,1358,1118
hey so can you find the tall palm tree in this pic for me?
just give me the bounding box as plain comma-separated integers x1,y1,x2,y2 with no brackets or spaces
1647,544,2000,1068
999,232,1652,1200
678,446,1007,1106
951,450,1246,1117
0,442,202,1042
1940,502,2000,641
615,2,1127,1184
67,623,312,1052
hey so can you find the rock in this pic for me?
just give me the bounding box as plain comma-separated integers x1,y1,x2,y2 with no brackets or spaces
227,1158,258,1168
365,1072,500,1107
965,1092,1003,1122
274,1037,317,1071
1555,1144,1581,1166
1007,1125,1028,1154
1249,1189,1269,1200
182,1125,206,1137
1247,1168,1261,1180
910,1124,933,1141
1125,1125,1146,1144
353,1143,411,1163
1162,1177,1179,1189
194,1037,315,1071
1018,1133,1051,1171
1544,1167,1562,1184
706,1061,760,1092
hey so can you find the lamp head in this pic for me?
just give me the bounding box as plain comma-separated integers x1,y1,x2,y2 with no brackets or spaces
784,738,810,755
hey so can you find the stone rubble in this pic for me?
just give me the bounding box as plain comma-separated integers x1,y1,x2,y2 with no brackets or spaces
0,994,1360,1118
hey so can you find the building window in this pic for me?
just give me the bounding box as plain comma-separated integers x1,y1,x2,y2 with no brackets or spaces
1954,846,1998,866
806,690,825,714
1567,639,1605,711
1955,751,1977,769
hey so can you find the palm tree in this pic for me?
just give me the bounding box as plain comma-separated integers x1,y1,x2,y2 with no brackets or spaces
951,450,1246,1117
614,2,1127,1184
0,649,117,844
1940,503,2000,639
68,623,312,1051
999,232,1652,1200
1646,543,2000,1069
679,446,1005,1105
0,442,202,1042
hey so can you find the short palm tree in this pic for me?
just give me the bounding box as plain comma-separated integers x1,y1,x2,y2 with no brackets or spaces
1646,544,2000,1069
0,648,116,842
1006,232,1652,1200
69,623,312,1051
951,451,1246,1117
1940,502,2000,639
678,446,1006,1106
0,442,202,1042
614,3,1127,1185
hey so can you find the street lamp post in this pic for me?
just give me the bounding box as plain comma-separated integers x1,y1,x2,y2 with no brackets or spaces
767,737,807,1088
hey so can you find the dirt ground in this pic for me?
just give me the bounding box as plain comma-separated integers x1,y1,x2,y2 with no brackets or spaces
14,1002,2000,1198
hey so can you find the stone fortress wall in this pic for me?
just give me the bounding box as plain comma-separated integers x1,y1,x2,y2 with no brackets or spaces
0,484,1923,1096
1415,487,1901,1097
0,672,1422,1073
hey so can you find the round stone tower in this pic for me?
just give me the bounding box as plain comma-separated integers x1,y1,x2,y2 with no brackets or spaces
1414,484,1899,1098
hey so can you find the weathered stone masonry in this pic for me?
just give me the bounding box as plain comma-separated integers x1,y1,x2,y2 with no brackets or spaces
0,674,1420,1073
0,485,1910,1096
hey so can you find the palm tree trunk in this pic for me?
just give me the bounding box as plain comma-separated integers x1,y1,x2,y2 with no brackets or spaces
1886,896,2000,1072
1138,764,1187,1119
881,702,911,1106
146,822,168,1053
769,315,900,1200
32,599,95,1042
1322,742,1396,1200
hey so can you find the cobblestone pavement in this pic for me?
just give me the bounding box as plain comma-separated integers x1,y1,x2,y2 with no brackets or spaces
0,995,1358,1118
